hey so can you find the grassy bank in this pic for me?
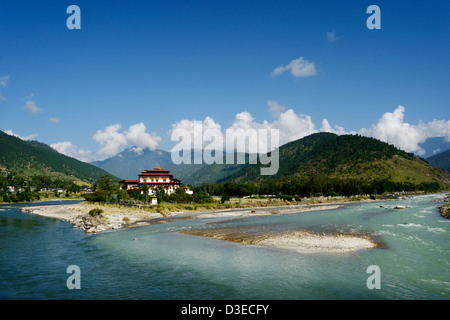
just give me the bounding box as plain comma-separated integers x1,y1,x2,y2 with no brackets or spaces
85,194,380,217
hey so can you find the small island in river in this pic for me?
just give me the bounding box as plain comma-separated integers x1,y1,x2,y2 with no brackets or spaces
21,198,384,254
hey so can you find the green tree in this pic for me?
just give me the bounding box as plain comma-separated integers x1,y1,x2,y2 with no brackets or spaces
155,186,165,204
221,192,230,204
140,182,150,203
93,174,119,203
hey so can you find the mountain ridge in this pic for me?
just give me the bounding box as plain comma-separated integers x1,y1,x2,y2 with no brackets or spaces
427,149,450,173
225,133,450,187
0,130,114,183
90,132,450,188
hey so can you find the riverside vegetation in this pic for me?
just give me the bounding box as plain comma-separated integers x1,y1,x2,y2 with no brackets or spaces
3,131,449,210
0,171,86,203
81,172,446,217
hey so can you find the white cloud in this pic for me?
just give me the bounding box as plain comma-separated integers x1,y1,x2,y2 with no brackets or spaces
358,105,450,156
273,109,317,145
0,75,9,88
124,122,162,153
229,102,318,143
6,130,94,163
92,122,161,160
359,106,425,154
0,76,8,101
170,101,317,154
419,119,450,141
169,116,223,151
49,117,61,124
92,124,130,159
48,104,450,164
170,116,222,133
4,130,39,141
320,119,348,135
326,31,336,42
271,57,317,78
50,141,93,163
23,100,43,114
49,122,162,162
214,104,317,149
267,100,286,118
229,111,258,131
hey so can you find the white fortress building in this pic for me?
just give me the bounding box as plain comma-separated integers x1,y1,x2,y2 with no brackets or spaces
119,166,187,195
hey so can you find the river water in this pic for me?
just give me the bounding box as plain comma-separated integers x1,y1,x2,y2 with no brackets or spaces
0,194,449,300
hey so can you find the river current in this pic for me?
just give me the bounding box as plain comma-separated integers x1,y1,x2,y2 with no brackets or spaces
0,194,449,300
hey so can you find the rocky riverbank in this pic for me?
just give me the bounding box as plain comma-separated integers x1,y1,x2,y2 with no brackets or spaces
439,203,450,219
21,202,163,234
21,201,348,234
434,193,450,220
20,200,383,253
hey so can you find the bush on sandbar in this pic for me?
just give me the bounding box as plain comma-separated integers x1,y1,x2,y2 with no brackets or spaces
88,208,103,218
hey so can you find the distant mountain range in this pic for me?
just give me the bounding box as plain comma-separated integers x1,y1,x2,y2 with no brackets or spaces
3,127,447,189
91,132,450,188
427,149,450,173
91,148,173,181
419,137,450,158
0,130,112,183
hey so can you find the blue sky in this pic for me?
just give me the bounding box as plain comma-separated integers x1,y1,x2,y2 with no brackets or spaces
1,0,449,161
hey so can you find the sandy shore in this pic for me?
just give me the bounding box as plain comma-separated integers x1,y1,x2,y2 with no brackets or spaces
20,201,379,253
255,231,379,253
21,202,163,233
20,202,345,230
180,225,380,254
194,204,344,218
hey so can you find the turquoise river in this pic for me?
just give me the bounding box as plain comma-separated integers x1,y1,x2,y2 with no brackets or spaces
0,193,449,300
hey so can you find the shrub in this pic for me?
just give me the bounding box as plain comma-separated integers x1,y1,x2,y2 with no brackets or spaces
88,208,103,218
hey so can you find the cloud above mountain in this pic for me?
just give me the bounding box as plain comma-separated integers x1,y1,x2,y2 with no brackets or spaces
51,122,162,162
358,106,450,156
46,102,449,163
168,103,450,158
92,122,161,159
50,141,93,163
169,101,318,154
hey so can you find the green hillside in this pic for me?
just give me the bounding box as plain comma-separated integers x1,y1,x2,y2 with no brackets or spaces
427,149,450,173
0,130,113,183
193,133,450,188
88,132,450,192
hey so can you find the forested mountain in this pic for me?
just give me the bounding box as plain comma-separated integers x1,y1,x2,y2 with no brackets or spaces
90,132,450,190
91,147,172,180
226,133,450,185
427,149,450,172
191,133,450,198
0,130,113,183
